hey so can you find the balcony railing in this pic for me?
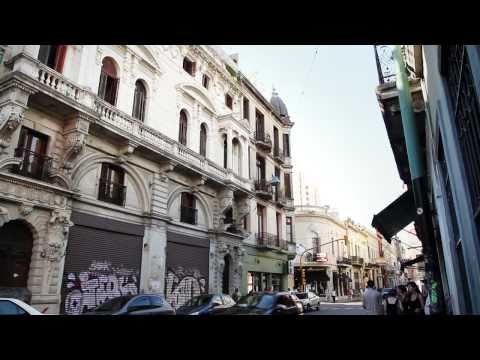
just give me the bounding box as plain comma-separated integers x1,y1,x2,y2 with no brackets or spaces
180,206,198,225
8,56,254,193
255,132,272,151
254,179,273,199
351,256,364,266
98,179,126,206
273,146,285,163
13,148,52,181
256,232,287,250
336,256,352,266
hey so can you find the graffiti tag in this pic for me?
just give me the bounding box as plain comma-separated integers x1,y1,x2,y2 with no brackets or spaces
64,260,139,315
165,266,206,309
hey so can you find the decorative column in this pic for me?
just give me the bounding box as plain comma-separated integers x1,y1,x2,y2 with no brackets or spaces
141,220,168,295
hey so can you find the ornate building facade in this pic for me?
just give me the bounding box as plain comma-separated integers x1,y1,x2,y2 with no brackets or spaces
0,45,295,314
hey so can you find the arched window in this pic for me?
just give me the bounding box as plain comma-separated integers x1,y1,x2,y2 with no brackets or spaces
98,57,119,106
179,110,188,146
38,45,67,73
200,123,207,157
132,80,147,121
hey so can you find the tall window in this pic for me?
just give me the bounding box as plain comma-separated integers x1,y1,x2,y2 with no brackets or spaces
273,127,279,155
98,163,126,206
15,127,49,180
232,138,241,175
243,97,250,120
38,45,67,73
256,155,265,181
223,134,228,169
283,133,291,157
284,173,292,199
179,110,188,146
180,192,197,225
132,80,147,121
202,74,210,89
200,123,207,157
286,217,293,242
98,57,119,106
442,45,480,238
225,94,233,109
183,57,196,76
276,212,281,246
257,204,265,234
255,109,265,136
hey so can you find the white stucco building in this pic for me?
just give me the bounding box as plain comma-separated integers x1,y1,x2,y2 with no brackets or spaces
0,45,295,313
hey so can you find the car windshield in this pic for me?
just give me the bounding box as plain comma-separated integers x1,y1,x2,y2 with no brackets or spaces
236,293,275,310
184,295,213,307
94,296,133,312
295,293,308,299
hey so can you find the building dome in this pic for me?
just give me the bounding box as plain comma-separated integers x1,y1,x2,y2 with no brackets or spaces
270,88,289,118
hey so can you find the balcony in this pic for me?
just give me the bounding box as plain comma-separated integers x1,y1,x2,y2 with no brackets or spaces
13,148,52,181
273,146,285,164
98,179,126,206
256,232,287,250
336,256,352,266
255,132,272,152
180,206,198,225
254,179,273,200
351,256,364,266
3,54,254,195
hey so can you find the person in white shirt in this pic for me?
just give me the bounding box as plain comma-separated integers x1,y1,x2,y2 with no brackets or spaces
362,280,382,314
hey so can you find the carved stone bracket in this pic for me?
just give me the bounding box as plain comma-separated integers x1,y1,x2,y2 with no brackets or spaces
41,209,73,262
61,113,92,172
0,101,28,155
18,203,34,217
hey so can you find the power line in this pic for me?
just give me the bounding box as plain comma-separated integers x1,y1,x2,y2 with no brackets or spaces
295,46,319,109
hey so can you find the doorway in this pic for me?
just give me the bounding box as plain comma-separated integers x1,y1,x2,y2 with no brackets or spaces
222,254,231,295
0,220,34,288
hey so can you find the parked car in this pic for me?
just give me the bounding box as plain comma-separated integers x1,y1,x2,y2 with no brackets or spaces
290,293,304,314
84,294,175,315
295,291,321,312
211,291,301,315
176,294,236,315
0,298,44,315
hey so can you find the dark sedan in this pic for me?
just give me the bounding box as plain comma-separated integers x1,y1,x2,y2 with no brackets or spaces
84,294,175,315
211,291,301,315
176,294,236,315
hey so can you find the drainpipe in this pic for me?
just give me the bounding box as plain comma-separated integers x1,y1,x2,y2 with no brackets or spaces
393,45,444,313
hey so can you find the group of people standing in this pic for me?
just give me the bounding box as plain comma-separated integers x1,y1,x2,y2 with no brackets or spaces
363,280,427,315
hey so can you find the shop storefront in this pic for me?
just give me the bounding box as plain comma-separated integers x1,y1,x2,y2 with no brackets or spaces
165,230,210,309
242,245,289,294
61,212,145,315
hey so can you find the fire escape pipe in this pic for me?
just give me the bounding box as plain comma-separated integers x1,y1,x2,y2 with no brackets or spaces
393,45,444,313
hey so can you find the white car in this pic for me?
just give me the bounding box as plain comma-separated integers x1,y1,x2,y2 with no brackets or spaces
0,298,44,315
295,291,321,312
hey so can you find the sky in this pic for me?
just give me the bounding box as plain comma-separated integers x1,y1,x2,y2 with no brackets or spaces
222,45,421,248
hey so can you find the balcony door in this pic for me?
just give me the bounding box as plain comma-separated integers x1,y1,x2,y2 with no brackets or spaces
273,127,279,154
255,110,264,137
180,192,197,225
16,127,48,179
98,163,126,206
257,205,265,236
256,155,265,182
38,45,67,73
276,213,281,247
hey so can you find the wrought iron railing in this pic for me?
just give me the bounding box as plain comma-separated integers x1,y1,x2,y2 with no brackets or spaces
98,179,126,206
351,256,364,265
13,148,52,181
180,206,198,225
256,232,287,250
255,132,272,147
336,256,352,265
254,179,272,194
273,146,285,162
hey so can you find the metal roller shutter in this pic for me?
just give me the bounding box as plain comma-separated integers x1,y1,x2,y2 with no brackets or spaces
165,231,209,309
61,213,144,315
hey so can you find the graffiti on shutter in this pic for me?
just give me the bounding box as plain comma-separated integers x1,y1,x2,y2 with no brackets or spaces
165,266,207,309
63,260,139,315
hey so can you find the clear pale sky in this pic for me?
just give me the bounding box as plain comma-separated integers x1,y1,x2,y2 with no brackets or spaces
222,45,420,247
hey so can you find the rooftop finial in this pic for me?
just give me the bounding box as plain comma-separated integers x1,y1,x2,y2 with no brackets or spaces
272,85,278,96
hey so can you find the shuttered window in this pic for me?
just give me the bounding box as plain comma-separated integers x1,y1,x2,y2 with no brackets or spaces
98,57,119,106
38,45,67,73
132,80,147,121
179,110,188,145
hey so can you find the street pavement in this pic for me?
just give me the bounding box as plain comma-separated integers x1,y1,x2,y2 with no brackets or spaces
305,301,374,315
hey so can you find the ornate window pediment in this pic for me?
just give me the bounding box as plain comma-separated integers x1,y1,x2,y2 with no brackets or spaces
177,83,217,114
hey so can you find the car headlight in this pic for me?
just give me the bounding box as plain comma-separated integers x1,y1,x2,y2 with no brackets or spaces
189,311,200,315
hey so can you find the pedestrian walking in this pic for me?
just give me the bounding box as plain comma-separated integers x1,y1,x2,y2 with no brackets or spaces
396,285,407,315
232,288,241,302
331,289,336,303
405,281,425,315
383,288,399,316
362,280,382,314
